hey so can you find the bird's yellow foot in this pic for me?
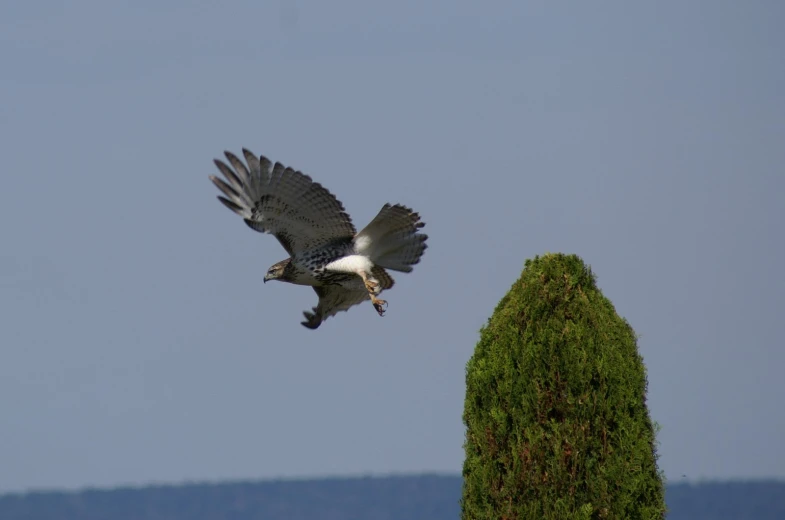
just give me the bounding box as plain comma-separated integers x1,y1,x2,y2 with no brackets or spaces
364,279,381,295
371,297,387,316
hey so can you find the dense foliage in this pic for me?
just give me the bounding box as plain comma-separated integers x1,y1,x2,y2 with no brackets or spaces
462,254,665,518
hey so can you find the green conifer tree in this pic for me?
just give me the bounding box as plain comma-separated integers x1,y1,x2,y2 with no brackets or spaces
462,254,665,519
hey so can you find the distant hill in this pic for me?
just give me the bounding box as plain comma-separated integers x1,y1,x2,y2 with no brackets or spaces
1,474,783,519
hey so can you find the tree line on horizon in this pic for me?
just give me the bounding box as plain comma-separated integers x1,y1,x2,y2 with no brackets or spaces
1,476,783,519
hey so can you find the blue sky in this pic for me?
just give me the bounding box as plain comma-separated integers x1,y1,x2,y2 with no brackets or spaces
1,0,783,492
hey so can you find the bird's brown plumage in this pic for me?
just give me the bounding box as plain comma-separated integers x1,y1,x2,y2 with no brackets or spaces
210,149,427,328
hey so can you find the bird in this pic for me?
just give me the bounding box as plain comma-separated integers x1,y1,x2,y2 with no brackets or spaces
209,149,428,329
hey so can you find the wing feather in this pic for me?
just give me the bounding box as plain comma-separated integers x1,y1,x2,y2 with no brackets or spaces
354,204,428,273
301,286,370,329
210,149,356,255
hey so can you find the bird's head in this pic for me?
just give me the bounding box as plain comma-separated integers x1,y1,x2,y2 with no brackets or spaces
264,258,291,283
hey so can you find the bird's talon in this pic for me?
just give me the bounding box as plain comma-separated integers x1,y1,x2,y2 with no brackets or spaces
372,298,387,317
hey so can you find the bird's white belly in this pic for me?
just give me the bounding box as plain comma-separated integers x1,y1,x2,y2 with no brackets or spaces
324,254,374,274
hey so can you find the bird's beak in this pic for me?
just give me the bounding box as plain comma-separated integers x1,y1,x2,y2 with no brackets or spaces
263,275,269,284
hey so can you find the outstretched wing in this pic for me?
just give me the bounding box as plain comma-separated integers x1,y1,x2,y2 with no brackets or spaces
301,267,395,329
210,149,356,255
301,286,369,329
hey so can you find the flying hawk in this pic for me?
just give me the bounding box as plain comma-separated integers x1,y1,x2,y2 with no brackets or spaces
209,149,428,329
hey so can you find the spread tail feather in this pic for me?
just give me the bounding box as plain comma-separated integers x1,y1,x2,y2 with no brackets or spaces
354,204,428,273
